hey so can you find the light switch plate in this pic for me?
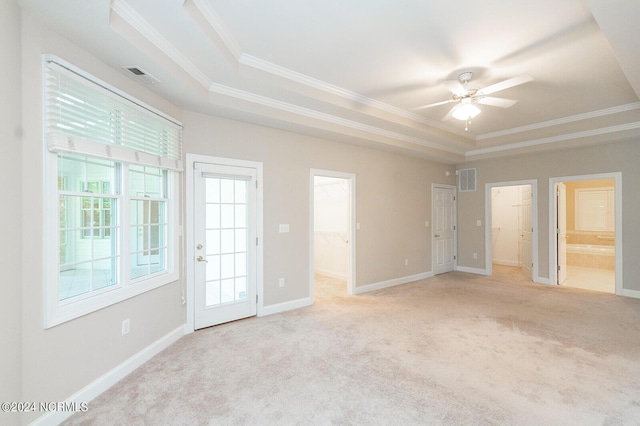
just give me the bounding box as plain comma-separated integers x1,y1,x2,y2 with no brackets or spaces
279,224,290,233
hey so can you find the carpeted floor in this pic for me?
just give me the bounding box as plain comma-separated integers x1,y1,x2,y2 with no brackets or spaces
64,266,640,425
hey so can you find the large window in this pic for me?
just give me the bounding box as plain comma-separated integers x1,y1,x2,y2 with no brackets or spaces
44,56,182,327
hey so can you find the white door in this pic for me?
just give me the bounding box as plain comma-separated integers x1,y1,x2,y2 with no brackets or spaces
521,186,533,279
556,183,567,285
194,163,257,329
433,185,455,274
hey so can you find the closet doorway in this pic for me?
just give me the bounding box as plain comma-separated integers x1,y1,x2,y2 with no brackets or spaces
309,170,356,301
485,180,537,281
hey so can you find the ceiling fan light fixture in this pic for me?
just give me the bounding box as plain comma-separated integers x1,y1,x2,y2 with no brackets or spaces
452,101,481,120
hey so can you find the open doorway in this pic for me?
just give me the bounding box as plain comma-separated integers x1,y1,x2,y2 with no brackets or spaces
309,170,356,302
485,181,537,281
551,174,621,294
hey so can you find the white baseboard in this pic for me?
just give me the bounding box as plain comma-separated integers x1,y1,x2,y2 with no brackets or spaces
353,272,433,295
260,297,313,316
493,259,520,267
622,288,640,299
314,268,347,281
535,276,552,285
30,326,184,426
455,266,489,275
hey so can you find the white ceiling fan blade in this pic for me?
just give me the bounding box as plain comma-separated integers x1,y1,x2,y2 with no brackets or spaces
412,99,454,111
480,74,534,95
477,97,518,108
443,79,466,96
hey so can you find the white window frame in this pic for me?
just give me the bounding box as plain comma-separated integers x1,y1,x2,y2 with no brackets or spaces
575,187,615,232
43,56,182,328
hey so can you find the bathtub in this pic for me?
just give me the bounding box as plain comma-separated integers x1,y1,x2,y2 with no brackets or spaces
566,244,614,269
567,244,614,255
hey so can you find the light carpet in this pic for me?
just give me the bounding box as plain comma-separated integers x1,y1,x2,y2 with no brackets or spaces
64,266,640,425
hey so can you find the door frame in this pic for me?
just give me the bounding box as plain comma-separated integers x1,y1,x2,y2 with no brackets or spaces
485,180,539,281
549,173,622,295
185,153,264,334
432,183,457,275
309,169,356,299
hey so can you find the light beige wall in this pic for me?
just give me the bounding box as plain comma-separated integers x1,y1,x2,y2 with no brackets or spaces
20,10,185,423
457,140,640,290
0,1,23,424
183,111,455,305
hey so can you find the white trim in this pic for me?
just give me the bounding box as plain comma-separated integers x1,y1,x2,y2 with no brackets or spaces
261,297,313,316
30,326,184,426
477,102,640,141
309,169,357,299
622,289,640,299
548,173,623,295
353,272,433,295
313,268,347,281
432,184,458,275
455,266,489,275
111,0,211,89
185,154,264,333
484,180,539,282
467,122,640,157
180,0,469,139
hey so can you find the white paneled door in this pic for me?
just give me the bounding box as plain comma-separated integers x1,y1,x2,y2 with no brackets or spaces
433,185,456,275
194,163,257,329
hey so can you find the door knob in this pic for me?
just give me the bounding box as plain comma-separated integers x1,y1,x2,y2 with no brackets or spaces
196,255,208,263
435,234,440,238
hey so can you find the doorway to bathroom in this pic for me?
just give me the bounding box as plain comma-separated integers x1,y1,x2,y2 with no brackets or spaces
310,170,356,302
486,181,537,281
550,174,621,294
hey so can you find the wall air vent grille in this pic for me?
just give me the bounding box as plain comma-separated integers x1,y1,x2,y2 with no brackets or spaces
458,168,477,192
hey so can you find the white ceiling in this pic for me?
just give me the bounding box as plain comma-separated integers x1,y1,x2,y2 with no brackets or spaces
19,0,640,163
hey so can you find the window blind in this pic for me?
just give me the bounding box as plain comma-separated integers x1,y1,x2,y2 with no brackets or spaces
45,58,183,171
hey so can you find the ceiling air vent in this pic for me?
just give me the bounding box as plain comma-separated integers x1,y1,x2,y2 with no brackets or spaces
121,66,160,85
457,168,476,192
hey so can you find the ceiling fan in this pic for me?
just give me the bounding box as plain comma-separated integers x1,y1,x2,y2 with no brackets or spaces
413,72,534,130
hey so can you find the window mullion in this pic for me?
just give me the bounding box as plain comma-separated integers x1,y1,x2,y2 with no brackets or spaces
120,163,130,288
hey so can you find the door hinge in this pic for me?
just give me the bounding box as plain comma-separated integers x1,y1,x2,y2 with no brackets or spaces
454,225,456,231
256,294,258,303
256,180,258,189
557,265,561,271
256,237,259,246
454,255,456,260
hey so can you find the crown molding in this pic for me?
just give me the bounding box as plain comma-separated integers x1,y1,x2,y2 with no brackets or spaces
208,83,466,156
186,0,242,63
467,121,640,157
111,0,464,157
476,102,640,141
111,0,212,89
182,0,471,140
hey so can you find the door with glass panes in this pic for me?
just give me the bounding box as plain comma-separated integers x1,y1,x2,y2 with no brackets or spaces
194,163,257,329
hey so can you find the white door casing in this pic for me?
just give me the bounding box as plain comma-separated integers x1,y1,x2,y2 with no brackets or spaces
556,182,567,285
433,185,456,275
521,186,533,279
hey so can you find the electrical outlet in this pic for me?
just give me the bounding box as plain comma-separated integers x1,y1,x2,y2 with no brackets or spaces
122,319,130,336
405,259,409,266
473,253,478,259
279,278,285,287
